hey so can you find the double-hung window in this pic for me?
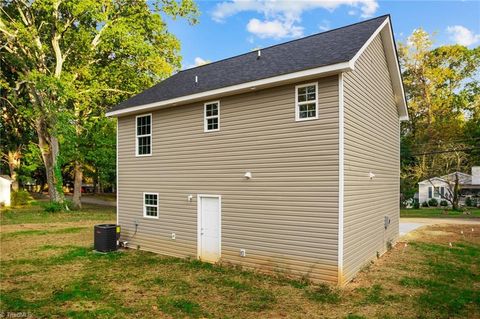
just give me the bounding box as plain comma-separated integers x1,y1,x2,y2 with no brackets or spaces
204,101,220,132
295,82,318,121
136,114,152,156
143,193,158,218
429,186,445,198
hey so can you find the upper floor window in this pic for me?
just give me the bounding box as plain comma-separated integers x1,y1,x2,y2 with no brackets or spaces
295,82,318,121
136,114,152,156
204,101,220,132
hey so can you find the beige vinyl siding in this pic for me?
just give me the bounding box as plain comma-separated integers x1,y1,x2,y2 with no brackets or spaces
342,34,400,284
118,76,340,282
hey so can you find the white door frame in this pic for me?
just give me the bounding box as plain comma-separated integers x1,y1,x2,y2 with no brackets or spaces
197,194,222,261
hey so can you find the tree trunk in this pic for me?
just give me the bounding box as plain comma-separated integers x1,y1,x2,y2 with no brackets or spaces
452,175,460,211
72,161,83,209
7,150,20,191
36,117,64,203
94,168,101,194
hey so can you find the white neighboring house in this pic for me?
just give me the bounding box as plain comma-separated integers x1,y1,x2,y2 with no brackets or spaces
0,175,13,207
418,167,480,206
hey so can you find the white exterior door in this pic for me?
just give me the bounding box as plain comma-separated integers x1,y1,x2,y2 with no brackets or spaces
198,195,221,262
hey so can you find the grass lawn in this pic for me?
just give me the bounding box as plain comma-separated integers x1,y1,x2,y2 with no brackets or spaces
401,208,480,218
0,203,115,225
1,205,479,318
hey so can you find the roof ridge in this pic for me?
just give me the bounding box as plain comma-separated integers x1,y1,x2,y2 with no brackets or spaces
179,14,390,74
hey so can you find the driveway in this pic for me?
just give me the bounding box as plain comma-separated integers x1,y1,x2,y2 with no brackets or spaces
66,195,116,207
400,218,480,236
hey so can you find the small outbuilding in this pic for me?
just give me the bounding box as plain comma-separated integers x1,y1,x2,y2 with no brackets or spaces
0,175,13,207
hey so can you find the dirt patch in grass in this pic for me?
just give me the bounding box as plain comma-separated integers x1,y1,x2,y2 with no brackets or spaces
1,206,479,318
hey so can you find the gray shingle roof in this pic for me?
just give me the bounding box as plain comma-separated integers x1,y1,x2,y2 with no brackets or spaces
110,15,389,112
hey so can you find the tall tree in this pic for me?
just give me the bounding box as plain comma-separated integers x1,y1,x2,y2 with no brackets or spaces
1,0,198,205
398,29,480,200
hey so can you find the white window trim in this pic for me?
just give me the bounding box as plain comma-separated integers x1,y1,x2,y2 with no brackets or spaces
135,113,152,157
295,82,319,122
143,192,159,219
204,101,220,132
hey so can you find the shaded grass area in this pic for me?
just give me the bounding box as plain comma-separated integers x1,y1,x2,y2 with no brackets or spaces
0,203,115,225
0,227,86,240
400,208,480,218
82,193,117,202
1,206,479,318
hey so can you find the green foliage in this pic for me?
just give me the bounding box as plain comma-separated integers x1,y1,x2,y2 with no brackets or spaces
428,198,439,207
440,200,449,207
41,200,74,212
1,0,199,201
465,197,476,207
399,29,480,201
11,190,33,206
413,200,420,209
422,201,429,207
42,201,64,213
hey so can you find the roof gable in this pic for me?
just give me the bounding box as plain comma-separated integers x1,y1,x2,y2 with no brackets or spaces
419,172,472,185
107,15,406,119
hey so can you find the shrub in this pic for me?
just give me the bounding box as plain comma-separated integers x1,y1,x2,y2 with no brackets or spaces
42,201,64,212
428,198,438,207
465,197,473,207
11,190,32,206
413,200,420,209
440,200,448,207
64,200,75,211
421,201,429,207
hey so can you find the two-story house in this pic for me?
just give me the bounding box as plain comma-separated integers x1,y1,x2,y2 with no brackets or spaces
106,15,408,285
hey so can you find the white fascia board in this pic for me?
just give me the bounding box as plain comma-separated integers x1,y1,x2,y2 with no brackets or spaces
350,16,409,122
106,61,353,117
418,177,446,185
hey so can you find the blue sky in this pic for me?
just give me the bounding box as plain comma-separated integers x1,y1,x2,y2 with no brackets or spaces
165,0,480,69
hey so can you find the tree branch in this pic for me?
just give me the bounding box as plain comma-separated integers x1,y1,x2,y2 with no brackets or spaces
51,1,60,77
78,88,134,95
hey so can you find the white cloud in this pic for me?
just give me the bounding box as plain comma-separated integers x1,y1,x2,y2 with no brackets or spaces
212,0,379,39
247,18,303,39
184,57,210,69
446,25,480,46
193,57,209,66
318,20,331,32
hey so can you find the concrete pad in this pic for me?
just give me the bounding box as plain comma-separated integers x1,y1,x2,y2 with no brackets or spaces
399,223,424,236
